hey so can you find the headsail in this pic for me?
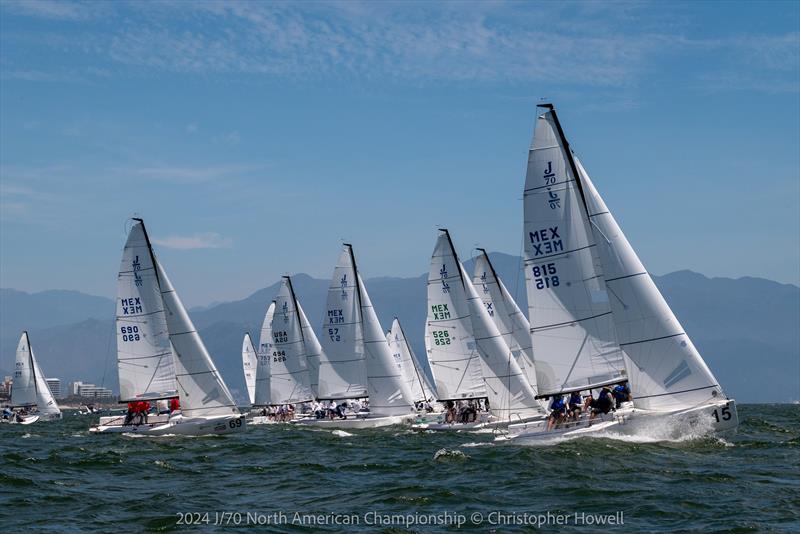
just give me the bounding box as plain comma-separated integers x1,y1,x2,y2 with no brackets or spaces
356,261,414,416
473,250,539,393
387,318,437,403
254,301,275,406
297,302,322,398
116,219,177,401
425,230,487,400
269,277,315,404
523,105,626,397
576,156,725,411
30,342,60,417
318,247,368,400
157,260,239,418
242,333,258,405
11,332,38,407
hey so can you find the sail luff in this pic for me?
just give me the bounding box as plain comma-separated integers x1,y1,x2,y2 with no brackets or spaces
242,333,258,405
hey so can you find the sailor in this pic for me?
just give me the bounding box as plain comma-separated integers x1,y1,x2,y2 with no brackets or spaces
568,391,583,420
547,395,567,430
612,383,632,408
169,397,181,413
124,402,136,425
3,406,12,420
588,387,614,421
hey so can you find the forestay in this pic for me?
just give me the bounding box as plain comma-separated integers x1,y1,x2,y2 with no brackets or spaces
357,275,415,416
116,220,176,401
318,247,368,400
157,261,239,419
269,278,315,405
387,318,436,403
473,250,539,393
426,231,487,400
524,107,626,396
254,301,275,406
576,157,725,411
242,333,258,405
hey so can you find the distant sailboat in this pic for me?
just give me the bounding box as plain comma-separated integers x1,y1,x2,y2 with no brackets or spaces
386,318,437,404
296,244,416,428
242,333,258,406
5,332,61,424
505,104,738,442
91,218,246,435
417,229,546,430
472,249,540,397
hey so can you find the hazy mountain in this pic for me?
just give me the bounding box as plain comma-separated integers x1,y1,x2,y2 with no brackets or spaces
1,257,797,404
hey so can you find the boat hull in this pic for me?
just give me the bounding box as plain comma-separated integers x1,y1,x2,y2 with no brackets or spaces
89,414,247,436
292,414,414,429
502,399,738,444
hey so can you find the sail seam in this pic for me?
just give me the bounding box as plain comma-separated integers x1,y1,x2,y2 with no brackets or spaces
619,332,684,347
604,272,648,283
530,311,612,331
524,243,595,262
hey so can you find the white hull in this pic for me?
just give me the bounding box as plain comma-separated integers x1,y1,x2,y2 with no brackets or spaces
292,414,414,429
502,399,738,444
3,415,40,425
412,412,545,432
89,414,247,436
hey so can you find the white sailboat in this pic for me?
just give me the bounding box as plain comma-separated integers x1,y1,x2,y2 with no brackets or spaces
505,104,738,443
472,249,540,397
296,244,416,428
246,301,277,424
415,230,546,431
5,332,62,424
90,218,246,435
386,317,437,404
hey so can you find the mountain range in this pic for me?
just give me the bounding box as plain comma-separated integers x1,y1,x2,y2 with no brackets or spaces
1,253,798,404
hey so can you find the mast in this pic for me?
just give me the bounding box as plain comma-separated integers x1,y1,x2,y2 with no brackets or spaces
26,332,39,397
285,276,306,347
440,229,466,291
536,104,589,213
132,217,162,291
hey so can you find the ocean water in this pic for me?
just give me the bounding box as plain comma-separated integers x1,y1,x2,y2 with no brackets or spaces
1,404,798,533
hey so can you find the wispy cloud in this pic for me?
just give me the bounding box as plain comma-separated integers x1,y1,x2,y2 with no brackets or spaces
152,233,232,250
131,163,261,184
1,0,98,20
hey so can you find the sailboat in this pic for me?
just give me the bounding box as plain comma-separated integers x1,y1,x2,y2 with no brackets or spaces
504,104,738,443
4,332,62,424
386,317,437,405
472,249,541,397
295,244,416,428
90,218,246,435
414,229,546,431
245,301,277,424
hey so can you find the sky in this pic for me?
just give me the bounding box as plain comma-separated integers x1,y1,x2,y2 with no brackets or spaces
1,0,798,307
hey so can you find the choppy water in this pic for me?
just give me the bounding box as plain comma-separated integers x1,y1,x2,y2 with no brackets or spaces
1,404,798,533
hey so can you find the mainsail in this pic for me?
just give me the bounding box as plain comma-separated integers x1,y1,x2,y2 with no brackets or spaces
254,301,275,406
472,249,539,393
523,105,627,397
242,333,258,405
387,318,437,403
157,261,239,419
425,230,487,400
11,332,39,408
576,156,725,411
269,277,315,404
116,219,176,401
318,246,369,400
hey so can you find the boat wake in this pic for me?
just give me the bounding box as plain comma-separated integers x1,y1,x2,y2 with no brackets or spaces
331,430,353,437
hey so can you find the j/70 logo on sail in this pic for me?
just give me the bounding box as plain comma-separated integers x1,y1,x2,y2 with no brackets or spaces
529,227,563,256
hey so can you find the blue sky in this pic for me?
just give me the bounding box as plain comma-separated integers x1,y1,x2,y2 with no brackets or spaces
1,0,798,307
